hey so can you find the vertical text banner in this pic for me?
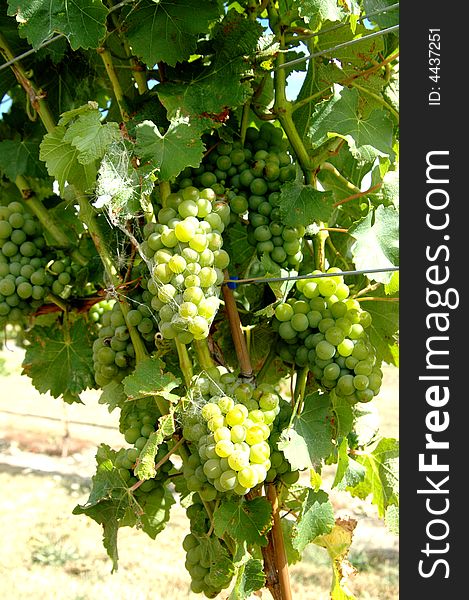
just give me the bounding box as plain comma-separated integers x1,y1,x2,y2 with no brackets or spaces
400,1,467,596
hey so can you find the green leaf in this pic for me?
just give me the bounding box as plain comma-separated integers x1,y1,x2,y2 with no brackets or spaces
0,139,48,180
359,290,399,366
260,253,296,301
331,391,354,438
229,558,265,599
22,317,95,403
363,0,399,28
385,504,399,535
349,205,399,284
314,518,358,600
138,486,175,540
135,118,205,181
281,518,302,565
298,0,344,29
332,438,366,489
39,124,97,193
98,381,127,413
309,85,395,162
278,182,334,227
348,437,399,517
226,222,256,268
134,412,175,481
280,392,333,469
213,497,272,546
122,356,181,402
292,489,335,552
73,445,173,570
124,0,220,67
63,110,120,165
7,0,108,50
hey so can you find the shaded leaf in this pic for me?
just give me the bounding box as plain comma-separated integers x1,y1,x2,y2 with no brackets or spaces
292,489,335,552
7,0,108,50
278,182,334,227
0,139,48,180
213,497,272,546
22,317,95,403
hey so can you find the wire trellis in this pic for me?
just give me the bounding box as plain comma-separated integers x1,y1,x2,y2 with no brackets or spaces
224,266,399,287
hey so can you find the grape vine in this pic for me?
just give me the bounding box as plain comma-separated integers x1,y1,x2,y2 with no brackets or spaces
0,1,399,599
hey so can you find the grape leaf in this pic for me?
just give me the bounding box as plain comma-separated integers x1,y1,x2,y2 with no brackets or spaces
308,85,395,162
363,0,399,28
314,518,358,600
135,118,205,181
7,0,108,50
39,124,97,193
332,438,366,489
98,381,127,413
0,139,48,180
349,204,399,284
260,253,296,300
63,110,120,165
134,412,175,481
122,356,181,402
278,181,334,227
298,0,344,28
385,504,399,535
22,317,95,403
291,489,335,552
226,222,256,268
73,444,173,570
347,437,399,517
279,392,333,469
359,290,399,366
157,57,252,121
213,497,272,546
229,558,265,599
331,391,354,438
124,0,220,67
281,519,302,565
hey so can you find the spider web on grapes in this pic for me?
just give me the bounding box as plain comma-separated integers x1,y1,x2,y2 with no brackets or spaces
91,138,226,345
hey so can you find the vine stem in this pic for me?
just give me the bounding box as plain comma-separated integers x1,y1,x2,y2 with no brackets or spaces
97,47,130,122
266,484,293,600
175,339,193,387
14,175,88,266
290,366,309,425
221,273,253,378
315,223,328,271
333,182,382,207
193,338,215,371
0,32,56,132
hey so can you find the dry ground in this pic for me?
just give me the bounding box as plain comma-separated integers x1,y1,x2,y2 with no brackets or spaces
0,346,399,600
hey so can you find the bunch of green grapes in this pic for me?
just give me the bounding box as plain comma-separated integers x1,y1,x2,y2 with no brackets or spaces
0,202,52,324
183,500,234,597
175,123,303,269
274,268,383,404
91,294,158,388
183,380,283,496
46,255,80,299
142,186,230,343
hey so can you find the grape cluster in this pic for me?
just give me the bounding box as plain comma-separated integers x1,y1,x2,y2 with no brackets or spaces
142,186,230,343
92,296,158,388
175,123,304,269
0,202,51,323
274,268,383,403
183,500,233,597
183,380,283,496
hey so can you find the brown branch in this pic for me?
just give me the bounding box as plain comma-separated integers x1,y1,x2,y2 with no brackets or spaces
221,272,253,378
266,483,293,600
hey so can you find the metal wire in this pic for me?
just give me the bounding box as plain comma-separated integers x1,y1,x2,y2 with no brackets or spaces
276,24,400,71
0,34,64,72
224,266,399,286
311,3,400,39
